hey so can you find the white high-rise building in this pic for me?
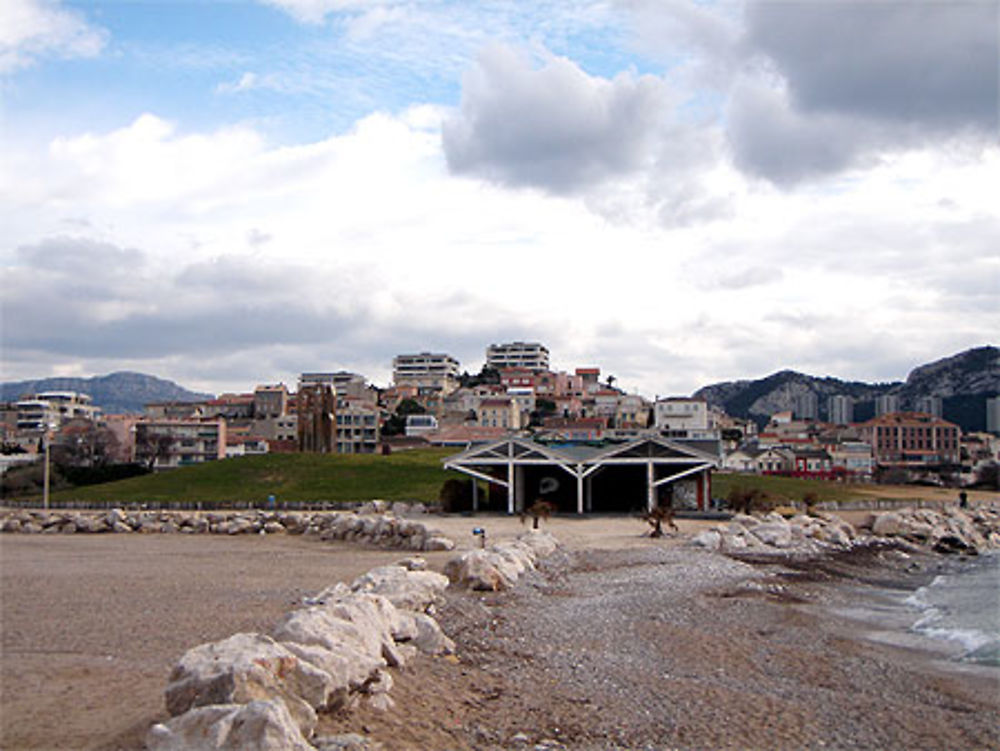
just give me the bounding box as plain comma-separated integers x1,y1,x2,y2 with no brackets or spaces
795,392,818,420
914,396,943,418
987,396,1000,435
486,341,550,372
828,395,854,425
875,394,900,417
392,353,460,392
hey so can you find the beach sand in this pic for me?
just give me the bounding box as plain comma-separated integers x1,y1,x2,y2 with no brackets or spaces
2,513,998,750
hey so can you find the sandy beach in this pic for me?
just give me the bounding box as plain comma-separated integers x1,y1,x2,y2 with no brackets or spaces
2,512,998,750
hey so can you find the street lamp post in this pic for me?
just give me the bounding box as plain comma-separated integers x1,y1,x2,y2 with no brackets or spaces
42,430,51,510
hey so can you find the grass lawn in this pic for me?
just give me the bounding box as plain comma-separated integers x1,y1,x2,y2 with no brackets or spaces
44,448,461,507
711,472,870,505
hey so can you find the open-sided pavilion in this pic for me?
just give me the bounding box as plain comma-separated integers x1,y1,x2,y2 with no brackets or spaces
442,436,719,514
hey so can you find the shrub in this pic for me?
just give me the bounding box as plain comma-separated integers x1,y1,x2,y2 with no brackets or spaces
438,478,472,513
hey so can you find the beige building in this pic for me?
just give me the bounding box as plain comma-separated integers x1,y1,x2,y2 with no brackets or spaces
486,341,550,372
133,419,226,469
392,353,460,394
253,384,289,419
336,400,380,454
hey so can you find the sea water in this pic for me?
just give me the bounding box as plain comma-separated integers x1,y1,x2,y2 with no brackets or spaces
904,552,1000,667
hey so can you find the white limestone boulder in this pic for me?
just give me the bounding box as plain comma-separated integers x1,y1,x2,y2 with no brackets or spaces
349,564,449,612
164,633,325,733
392,610,455,655
749,521,793,548
444,549,511,591
146,699,314,751
279,641,381,706
691,529,722,550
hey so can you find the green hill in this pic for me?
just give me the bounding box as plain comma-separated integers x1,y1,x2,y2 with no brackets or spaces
45,449,460,507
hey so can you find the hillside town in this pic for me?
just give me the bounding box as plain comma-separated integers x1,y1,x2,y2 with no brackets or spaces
3,341,999,489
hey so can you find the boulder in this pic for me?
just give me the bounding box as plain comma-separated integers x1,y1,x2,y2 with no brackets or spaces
146,699,314,751
392,611,455,655
444,550,511,591
349,565,449,612
871,512,905,537
691,530,722,550
750,522,793,548
515,530,560,558
422,536,455,552
280,642,380,706
164,633,326,733
273,594,397,666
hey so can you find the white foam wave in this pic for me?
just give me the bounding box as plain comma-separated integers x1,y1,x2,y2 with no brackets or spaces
916,626,996,654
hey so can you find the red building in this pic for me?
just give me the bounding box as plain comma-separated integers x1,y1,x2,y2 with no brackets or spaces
860,412,960,466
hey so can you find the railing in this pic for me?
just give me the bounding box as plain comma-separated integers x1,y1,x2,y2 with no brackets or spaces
0,498,362,511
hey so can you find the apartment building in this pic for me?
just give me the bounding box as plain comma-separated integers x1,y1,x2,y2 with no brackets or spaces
336,400,380,453
827,441,874,478
477,397,521,430
392,353,460,392
860,412,960,466
486,341,550,372
828,395,854,425
914,396,943,418
202,393,255,420
795,392,818,420
615,394,650,429
253,384,289,419
302,372,373,402
875,394,900,417
16,391,100,432
988,397,1000,436
654,397,717,439
134,419,226,469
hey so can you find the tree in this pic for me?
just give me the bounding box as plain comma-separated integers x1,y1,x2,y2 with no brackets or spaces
529,398,557,427
605,374,617,389
644,505,678,537
51,420,120,468
381,398,427,436
520,499,556,529
135,430,175,469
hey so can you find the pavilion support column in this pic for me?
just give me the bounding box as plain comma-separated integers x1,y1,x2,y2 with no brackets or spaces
585,475,593,513
577,470,584,515
647,461,656,512
507,461,515,515
471,478,479,512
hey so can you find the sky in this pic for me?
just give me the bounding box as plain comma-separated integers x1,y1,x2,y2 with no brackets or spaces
1,0,998,398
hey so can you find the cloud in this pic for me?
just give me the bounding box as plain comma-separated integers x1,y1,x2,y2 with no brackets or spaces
216,71,262,94
443,45,672,194
743,1,998,131
0,0,107,73
728,0,999,184
725,78,877,184
258,0,390,25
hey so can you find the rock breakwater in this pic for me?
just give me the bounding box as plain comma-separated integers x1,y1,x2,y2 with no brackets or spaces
146,531,562,750
0,508,455,552
691,503,1000,557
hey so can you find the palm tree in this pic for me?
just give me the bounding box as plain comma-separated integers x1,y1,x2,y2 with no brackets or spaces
644,505,677,537
521,499,556,530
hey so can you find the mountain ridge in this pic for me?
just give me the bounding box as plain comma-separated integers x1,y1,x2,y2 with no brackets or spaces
0,372,213,415
693,345,999,432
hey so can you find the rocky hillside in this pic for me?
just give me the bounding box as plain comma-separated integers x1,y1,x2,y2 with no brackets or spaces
694,346,998,432
0,372,212,414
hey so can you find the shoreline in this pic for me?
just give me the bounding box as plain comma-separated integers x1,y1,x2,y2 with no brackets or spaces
318,542,1000,750
2,521,999,750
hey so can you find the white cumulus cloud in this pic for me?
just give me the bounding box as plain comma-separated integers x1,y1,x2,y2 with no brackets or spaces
0,0,107,73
